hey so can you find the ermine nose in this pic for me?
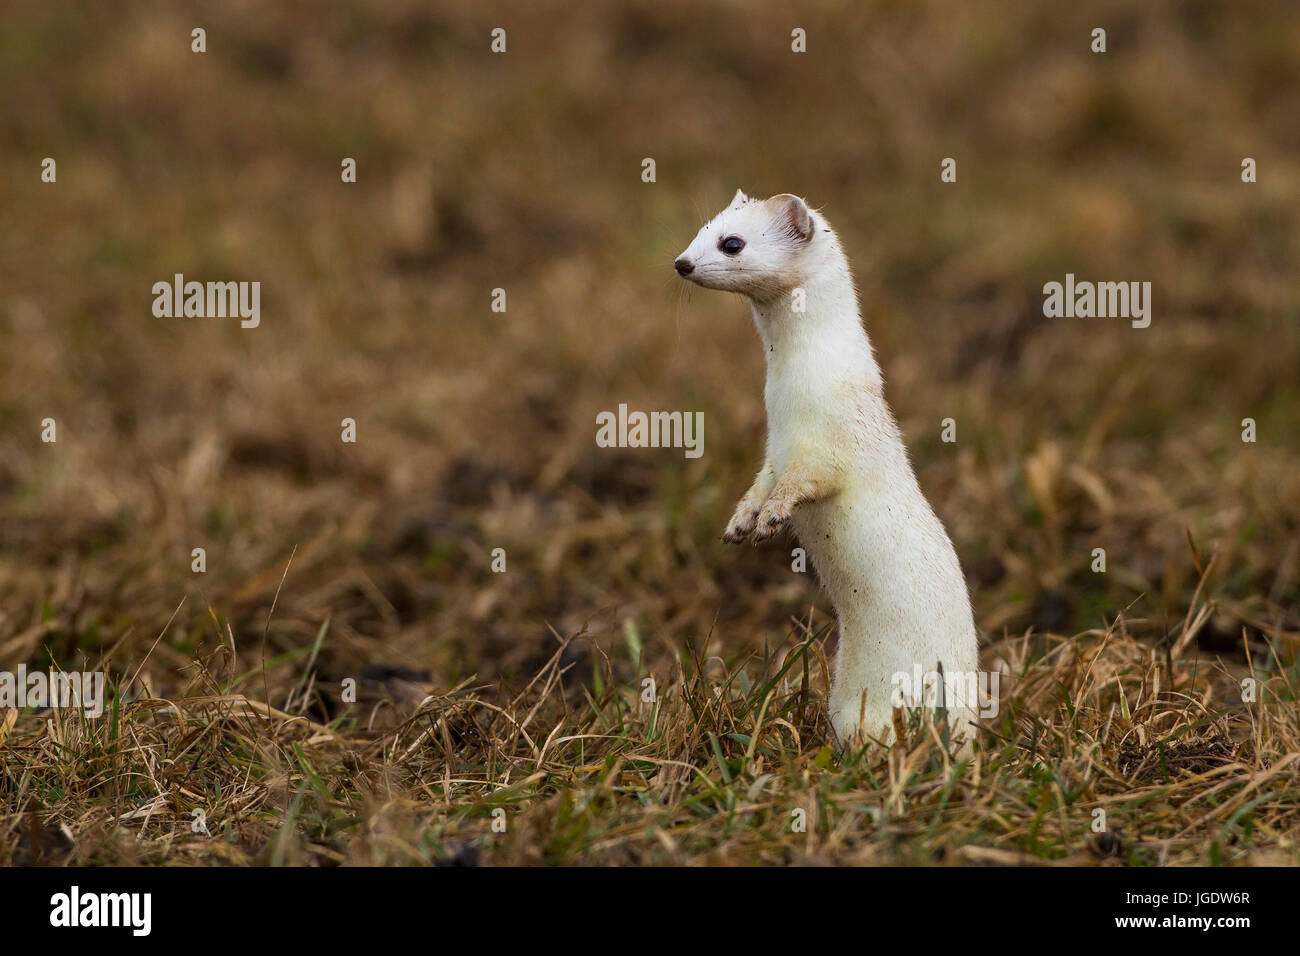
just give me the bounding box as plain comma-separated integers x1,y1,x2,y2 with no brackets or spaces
674,257,694,276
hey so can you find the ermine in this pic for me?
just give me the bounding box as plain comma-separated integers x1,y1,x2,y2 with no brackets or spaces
675,189,980,749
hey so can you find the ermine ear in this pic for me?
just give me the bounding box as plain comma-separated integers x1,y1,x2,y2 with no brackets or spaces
775,194,814,243
730,188,749,208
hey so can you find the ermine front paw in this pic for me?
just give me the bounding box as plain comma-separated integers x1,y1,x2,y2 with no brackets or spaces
722,503,760,543
751,498,793,541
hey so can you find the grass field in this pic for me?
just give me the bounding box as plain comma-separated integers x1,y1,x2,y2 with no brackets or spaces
1,0,1298,865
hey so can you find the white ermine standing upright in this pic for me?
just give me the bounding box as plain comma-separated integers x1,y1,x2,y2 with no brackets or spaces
675,189,980,749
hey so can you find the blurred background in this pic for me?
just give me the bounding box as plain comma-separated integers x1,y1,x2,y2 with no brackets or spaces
1,0,1297,706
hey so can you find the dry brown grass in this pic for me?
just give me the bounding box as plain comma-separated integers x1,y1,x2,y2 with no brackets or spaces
1,0,1298,865
3,577,1298,866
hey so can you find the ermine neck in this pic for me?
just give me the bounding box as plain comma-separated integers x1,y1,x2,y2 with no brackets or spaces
749,257,882,390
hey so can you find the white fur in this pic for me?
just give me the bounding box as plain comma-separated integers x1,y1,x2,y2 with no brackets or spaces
676,190,979,748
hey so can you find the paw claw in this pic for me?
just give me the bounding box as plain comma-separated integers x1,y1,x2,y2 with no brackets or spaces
751,508,788,542
723,506,760,544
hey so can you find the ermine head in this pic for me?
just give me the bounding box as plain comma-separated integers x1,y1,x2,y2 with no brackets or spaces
674,189,820,303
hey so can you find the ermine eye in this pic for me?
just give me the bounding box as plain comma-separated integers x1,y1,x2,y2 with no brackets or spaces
719,236,745,255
